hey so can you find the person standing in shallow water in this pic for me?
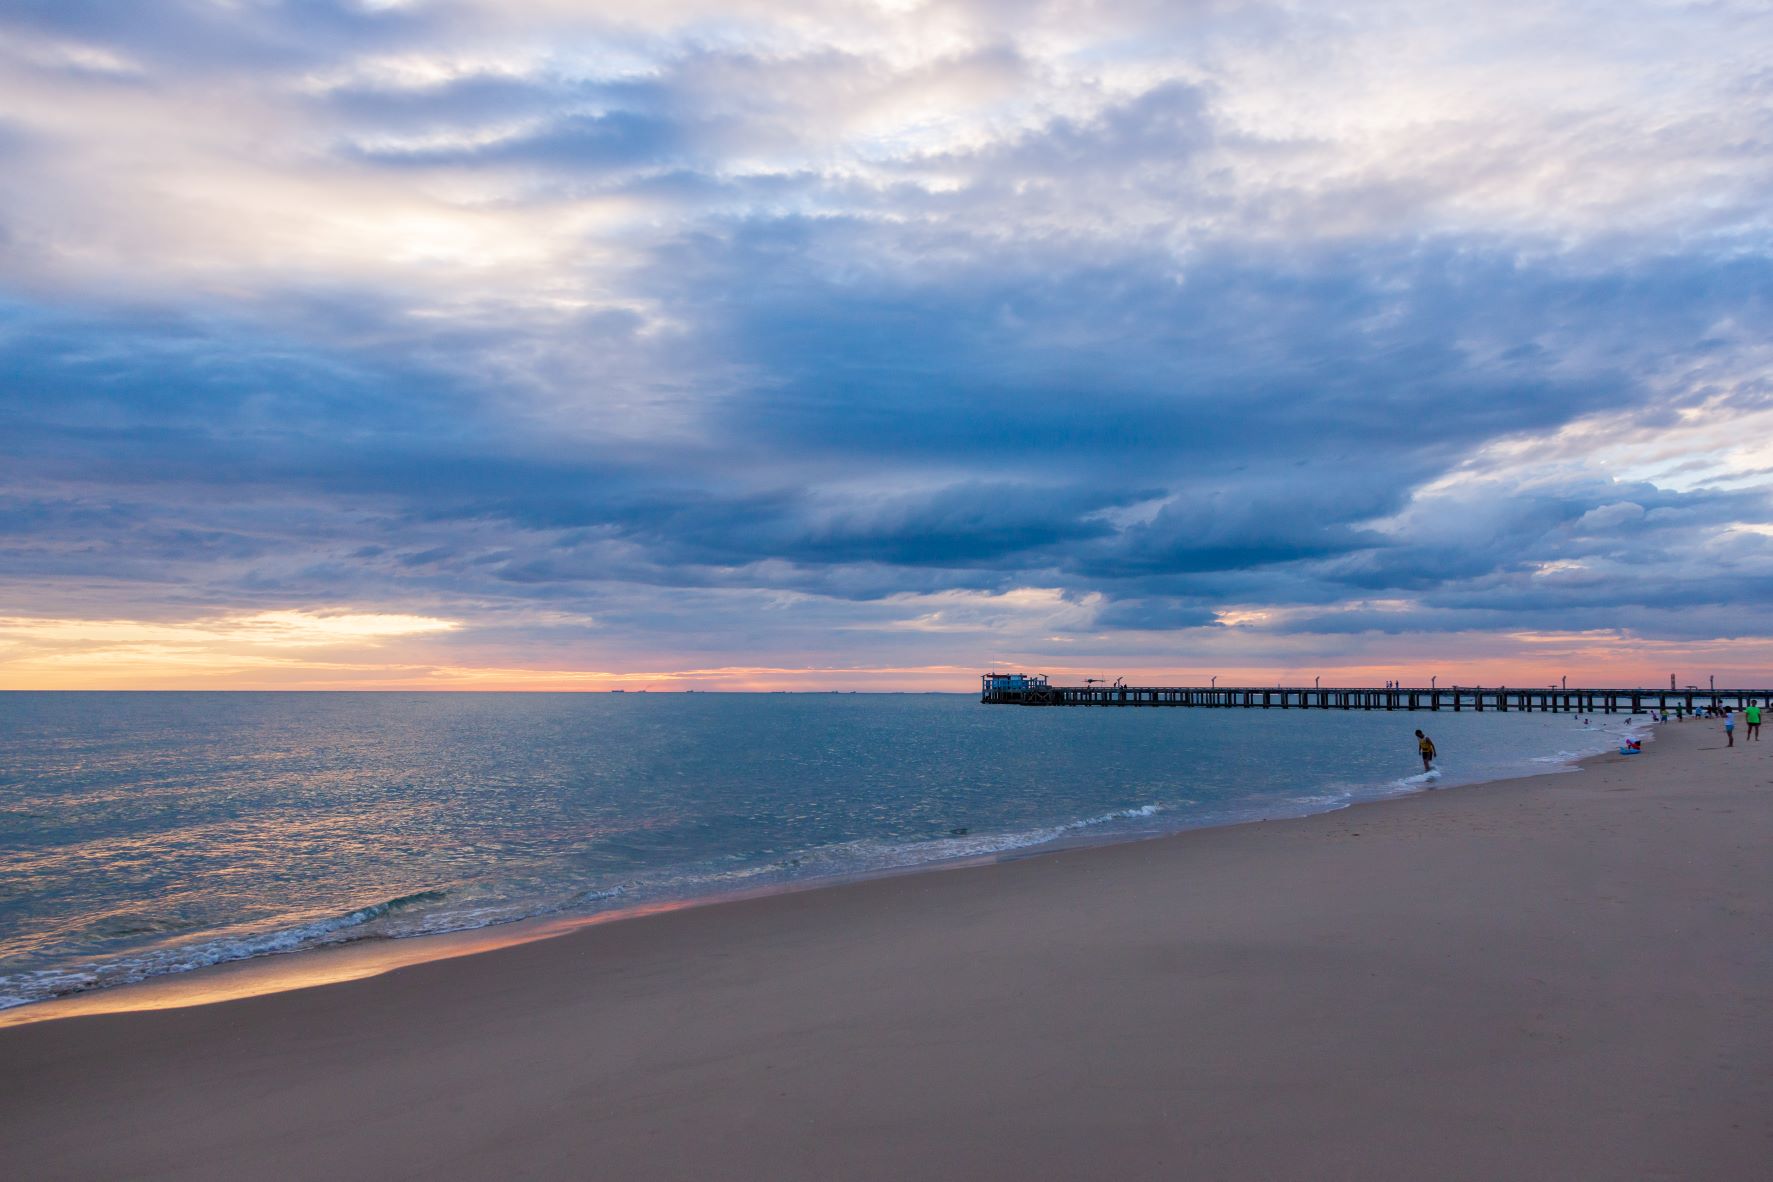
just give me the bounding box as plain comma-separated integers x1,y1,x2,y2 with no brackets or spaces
1415,729,1437,773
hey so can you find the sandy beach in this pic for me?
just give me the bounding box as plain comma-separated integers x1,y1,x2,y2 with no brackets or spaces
3,719,1769,1180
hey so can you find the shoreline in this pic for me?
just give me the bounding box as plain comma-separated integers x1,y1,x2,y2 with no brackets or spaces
4,717,1768,1179
0,717,1647,1029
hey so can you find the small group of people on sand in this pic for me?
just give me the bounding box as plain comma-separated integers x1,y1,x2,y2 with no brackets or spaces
1409,697,1766,771
1720,701,1761,747
1648,701,1761,747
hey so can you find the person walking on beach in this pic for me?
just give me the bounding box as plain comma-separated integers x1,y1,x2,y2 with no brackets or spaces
1745,701,1762,741
1415,729,1437,772
1723,707,1735,747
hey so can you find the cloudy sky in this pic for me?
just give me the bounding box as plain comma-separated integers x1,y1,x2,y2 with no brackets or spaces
3,0,1772,690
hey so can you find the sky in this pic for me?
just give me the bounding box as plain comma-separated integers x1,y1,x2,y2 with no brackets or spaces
3,0,1772,691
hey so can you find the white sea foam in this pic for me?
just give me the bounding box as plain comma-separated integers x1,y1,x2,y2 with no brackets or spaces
0,889,456,1009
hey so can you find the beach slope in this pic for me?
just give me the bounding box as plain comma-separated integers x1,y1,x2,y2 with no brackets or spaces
3,722,1770,1180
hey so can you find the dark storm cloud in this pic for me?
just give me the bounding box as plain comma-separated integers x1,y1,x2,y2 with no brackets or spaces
1092,598,1221,631
657,220,1679,469
8,223,1766,629
615,209,1771,611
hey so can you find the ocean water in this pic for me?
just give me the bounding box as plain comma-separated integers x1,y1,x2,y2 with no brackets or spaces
0,692,1645,1010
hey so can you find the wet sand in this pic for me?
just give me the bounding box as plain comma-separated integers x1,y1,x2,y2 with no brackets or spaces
3,720,1770,1180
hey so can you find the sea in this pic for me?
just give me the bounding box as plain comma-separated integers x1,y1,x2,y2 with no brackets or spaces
0,692,1647,1012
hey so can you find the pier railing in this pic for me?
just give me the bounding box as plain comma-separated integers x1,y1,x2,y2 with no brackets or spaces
979,679,1767,715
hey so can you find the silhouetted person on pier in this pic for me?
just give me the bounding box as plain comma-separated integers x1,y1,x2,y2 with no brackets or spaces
1415,729,1437,773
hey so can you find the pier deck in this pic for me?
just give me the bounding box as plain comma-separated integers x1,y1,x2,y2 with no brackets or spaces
980,674,1765,715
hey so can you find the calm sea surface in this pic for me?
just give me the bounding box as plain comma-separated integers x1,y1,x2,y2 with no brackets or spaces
0,692,1644,1010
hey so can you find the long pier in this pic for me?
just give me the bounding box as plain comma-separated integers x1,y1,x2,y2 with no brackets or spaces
980,674,1765,715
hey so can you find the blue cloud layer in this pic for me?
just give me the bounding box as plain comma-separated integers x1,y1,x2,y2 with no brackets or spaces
3,0,1772,675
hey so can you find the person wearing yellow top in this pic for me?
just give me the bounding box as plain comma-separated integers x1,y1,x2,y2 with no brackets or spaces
1415,729,1437,772
1745,701,1762,741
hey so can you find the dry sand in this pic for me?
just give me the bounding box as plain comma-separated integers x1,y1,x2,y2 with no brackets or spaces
3,720,1770,1180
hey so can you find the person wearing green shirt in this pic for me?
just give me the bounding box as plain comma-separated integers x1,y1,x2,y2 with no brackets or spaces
1745,701,1762,741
